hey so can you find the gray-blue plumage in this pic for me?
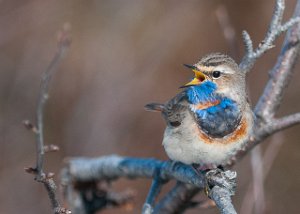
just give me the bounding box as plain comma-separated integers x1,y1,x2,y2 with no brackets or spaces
194,99,242,138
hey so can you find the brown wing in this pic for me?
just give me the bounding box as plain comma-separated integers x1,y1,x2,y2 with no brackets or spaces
144,91,188,127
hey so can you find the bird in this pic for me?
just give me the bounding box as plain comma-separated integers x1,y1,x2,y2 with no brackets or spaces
145,53,254,170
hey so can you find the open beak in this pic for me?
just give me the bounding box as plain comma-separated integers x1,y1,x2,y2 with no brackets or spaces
180,64,206,88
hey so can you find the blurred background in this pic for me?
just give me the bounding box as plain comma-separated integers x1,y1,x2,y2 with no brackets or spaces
0,0,300,213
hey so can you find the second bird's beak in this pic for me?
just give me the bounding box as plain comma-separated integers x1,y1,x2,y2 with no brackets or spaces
181,64,206,88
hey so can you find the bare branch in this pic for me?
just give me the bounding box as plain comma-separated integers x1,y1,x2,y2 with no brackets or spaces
206,170,237,214
232,0,300,159
271,113,300,132
25,24,71,214
66,156,205,188
209,187,237,214
142,168,167,214
241,31,254,59
239,0,300,72
250,146,266,214
35,24,71,178
240,133,284,214
154,183,200,214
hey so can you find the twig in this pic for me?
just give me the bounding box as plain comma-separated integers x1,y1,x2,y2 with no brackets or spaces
271,113,300,132
153,182,200,214
25,24,71,214
142,168,167,214
239,0,300,72
240,133,284,214
250,146,266,214
215,5,239,59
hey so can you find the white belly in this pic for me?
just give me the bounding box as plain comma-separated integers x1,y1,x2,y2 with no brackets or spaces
162,110,252,166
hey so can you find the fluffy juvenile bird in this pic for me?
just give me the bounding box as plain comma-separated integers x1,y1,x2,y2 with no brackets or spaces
145,53,253,170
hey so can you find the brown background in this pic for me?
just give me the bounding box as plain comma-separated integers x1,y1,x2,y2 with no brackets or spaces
0,0,299,213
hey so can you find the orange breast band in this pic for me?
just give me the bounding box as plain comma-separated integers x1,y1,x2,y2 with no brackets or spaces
193,100,220,110
197,117,248,145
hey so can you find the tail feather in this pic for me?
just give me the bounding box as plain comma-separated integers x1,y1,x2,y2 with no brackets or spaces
144,103,165,112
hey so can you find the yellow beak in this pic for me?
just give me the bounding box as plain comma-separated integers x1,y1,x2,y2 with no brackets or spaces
182,69,206,88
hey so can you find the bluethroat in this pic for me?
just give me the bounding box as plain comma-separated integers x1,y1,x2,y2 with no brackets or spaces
145,53,254,170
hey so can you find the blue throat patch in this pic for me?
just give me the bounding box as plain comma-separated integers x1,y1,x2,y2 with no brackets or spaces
186,81,217,104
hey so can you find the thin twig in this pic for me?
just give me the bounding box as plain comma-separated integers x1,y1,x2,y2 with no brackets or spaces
25,24,71,214
250,146,266,214
271,113,300,132
35,25,71,178
215,5,239,59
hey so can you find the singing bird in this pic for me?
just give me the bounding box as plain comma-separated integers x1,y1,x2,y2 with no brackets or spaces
145,53,253,170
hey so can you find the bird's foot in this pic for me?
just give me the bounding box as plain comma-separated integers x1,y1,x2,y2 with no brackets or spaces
204,168,237,198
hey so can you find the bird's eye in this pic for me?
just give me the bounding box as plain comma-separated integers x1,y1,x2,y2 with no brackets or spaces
212,71,221,79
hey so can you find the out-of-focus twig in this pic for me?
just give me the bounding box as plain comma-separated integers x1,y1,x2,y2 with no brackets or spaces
250,146,266,214
153,182,200,214
215,5,239,59
24,23,72,214
142,168,167,214
240,133,284,214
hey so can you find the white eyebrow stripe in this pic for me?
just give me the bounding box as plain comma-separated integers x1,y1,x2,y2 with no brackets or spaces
215,66,235,74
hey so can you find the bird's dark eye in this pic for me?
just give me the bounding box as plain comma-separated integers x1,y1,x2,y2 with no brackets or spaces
212,71,221,79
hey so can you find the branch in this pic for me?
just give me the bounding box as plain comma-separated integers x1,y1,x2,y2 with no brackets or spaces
239,0,300,72
153,183,200,214
66,156,205,187
142,168,167,214
206,169,237,214
240,133,284,214
209,187,236,214
249,146,266,214
271,113,300,132
232,0,300,157
25,24,71,214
